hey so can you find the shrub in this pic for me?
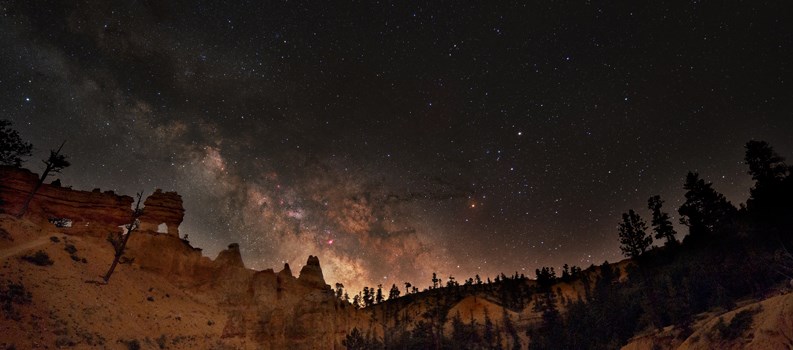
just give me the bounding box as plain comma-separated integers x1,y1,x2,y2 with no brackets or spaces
713,308,759,340
21,250,53,266
1,282,32,320
64,244,77,254
156,335,167,349
120,339,141,350
1,228,13,241
55,337,76,347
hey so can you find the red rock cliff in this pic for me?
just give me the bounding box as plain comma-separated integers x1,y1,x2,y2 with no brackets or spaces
0,167,188,239
0,166,133,237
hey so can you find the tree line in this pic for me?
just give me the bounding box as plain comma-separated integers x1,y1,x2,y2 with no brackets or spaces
342,140,793,349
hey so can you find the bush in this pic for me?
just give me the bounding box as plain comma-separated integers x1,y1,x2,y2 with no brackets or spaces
1,228,12,241
157,335,167,349
120,339,141,350
64,244,77,254
21,250,53,266
713,308,759,340
1,282,32,320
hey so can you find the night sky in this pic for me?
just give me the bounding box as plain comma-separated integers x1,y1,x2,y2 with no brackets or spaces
2,1,792,292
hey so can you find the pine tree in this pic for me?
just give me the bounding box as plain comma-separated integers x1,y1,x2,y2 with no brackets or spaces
678,172,736,238
648,195,678,245
618,209,652,258
375,284,384,304
744,140,791,220
0,119,32,167
388,284,401,300
362,287,373,307
745,140,787,185
342,328,367,350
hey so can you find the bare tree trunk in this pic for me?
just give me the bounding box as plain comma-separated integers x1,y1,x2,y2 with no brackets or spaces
103,192,143,283
16,174,46,218
16,141,67,218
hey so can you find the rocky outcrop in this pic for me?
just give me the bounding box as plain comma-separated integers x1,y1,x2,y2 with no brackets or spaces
214,243,245,269
251,269,279,302
138,189,184,236
125,237,352,349
0,167,356,349
124,232,215,285
298,255,328,289
0,166,133,237
209,255,352,349
0,167,187,239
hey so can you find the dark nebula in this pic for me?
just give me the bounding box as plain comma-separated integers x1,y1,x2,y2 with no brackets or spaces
2,1,792,291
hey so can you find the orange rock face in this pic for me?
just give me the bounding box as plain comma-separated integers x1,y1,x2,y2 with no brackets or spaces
0,167,188,239
0,166,133,237
298,255,328,289
139,189,185,236
0,166,355,349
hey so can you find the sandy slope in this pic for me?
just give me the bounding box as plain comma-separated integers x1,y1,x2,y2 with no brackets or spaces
622,290,793,350
0,235,50,260
0,218,244,350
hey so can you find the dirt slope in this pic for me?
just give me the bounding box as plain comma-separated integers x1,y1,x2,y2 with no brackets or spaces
0,216,240,350
623,290,793,350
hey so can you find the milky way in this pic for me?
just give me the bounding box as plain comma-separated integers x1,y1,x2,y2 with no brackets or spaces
2,1,792,292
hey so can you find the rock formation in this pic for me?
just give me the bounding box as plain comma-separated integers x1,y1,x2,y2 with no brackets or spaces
0,166,133,237
124,230,215,285
214,243,245,269
138,189,185,236
204,254,351,349
298,255,328,289
0,167,187,240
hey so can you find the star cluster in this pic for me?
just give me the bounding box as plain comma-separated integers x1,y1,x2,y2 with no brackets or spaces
1,1,792,292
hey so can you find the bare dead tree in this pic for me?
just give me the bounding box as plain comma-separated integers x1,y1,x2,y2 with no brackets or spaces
16,141,70,218
773,237,793,285
103,192,144,283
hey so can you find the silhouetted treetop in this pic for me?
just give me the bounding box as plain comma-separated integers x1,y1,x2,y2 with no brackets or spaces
744,141,793,220
648,195,677,245
0,119,33,167
678,172,736,239
745,140,787,184
618,209,652,258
